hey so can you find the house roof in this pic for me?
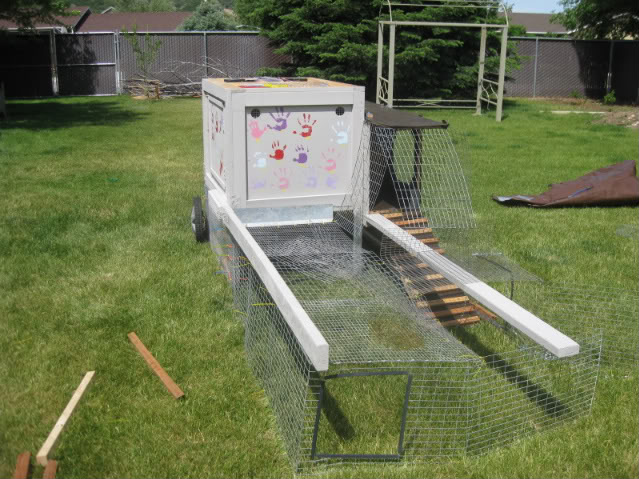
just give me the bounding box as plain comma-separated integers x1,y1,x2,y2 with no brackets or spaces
76,12,193,32
0,6,91,32
508,12,569,34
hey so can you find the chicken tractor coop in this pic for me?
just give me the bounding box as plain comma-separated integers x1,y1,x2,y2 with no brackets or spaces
191,77,610,476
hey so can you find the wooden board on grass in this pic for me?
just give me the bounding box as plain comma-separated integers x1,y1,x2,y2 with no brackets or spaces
128,332,185,400
36,371,95,467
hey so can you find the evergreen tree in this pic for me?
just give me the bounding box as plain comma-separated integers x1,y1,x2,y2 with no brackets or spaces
1,0,70,30
113,0,175,11
179,0,235,30
235,0,514,100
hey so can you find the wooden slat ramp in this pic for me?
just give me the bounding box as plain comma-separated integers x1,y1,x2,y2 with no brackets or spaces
373,208,481,328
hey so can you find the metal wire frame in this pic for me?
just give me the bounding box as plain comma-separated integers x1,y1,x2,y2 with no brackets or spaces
207,193,602,478
376,0,509,121
493,281,639,367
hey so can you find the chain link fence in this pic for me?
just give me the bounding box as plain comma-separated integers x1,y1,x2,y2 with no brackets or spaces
508,37,639,102
2,33,637,103
1,31,286,98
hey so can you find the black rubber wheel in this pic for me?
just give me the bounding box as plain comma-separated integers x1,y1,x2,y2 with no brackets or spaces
191,196,208,243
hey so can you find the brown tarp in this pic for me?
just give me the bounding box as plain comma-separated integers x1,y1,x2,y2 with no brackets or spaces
493,160,639,207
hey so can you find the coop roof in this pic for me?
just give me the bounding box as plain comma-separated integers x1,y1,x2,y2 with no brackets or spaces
364,102,448,130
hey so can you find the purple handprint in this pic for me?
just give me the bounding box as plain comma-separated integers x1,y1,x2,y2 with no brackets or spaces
267,107,291,131
326,176,338,189
305,167,319,188
293,145,309,164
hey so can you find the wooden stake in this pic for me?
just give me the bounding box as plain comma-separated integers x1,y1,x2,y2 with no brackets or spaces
128,332,185,400
36,371,95,467
13,451,30,479
42,460,58,479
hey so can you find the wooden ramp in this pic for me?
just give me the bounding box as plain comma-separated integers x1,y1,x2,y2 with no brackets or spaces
372,208,482,328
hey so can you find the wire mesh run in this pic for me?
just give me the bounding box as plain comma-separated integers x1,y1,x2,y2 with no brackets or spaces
493,281,639,367
207,202,602,476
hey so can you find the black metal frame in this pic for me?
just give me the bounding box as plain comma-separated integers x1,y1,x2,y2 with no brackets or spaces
310,370,413,461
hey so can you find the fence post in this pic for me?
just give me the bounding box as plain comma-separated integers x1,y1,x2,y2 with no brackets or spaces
203,32,208,78
114,32,122,94
606,40,614,93
532,37,539,98
49,30,60,96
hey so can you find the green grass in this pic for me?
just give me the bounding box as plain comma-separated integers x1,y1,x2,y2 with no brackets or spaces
1,96,637,478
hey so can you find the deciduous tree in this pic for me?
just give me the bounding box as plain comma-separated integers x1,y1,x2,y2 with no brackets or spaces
551,0,639,39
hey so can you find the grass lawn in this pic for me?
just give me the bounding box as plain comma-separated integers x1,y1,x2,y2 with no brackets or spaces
1,96,637,478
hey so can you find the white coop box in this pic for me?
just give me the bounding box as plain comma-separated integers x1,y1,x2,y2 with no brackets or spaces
201,77,365,212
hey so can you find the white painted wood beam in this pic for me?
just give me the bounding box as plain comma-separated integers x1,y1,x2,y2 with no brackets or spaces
365,213,580,358
208,187,329,371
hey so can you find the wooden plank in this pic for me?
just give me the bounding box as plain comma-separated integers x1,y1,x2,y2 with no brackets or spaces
42,460,58,479
440,315,481,328
366,213,580,358
13,451,30,479
416,296,469,308
36,371,95,467
381,212,404,219
431,284,458,293
474,303,498,319
419,237,439,245
208,188,329,371
404,227,432,234
128,332,185,400
421,305,475,318
393,218,427,226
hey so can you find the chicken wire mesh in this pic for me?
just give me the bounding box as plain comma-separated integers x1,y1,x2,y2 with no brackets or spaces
206,196,603,476
492,281,639,367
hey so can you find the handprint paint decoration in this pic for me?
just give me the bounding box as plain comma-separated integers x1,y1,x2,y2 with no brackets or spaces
292,113,317,138
245,105,352,201
268,107,291,131
293,145,309,165
331,121,350,145
270,141,287,160
322,147,340,173
249,120,267,141
273,168,290,191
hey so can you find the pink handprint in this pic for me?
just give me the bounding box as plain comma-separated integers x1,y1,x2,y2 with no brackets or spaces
293,145,309,164
273,168,290,191
293,113,317,138
322,147,340,173
267,107,291,131
249,120,267,141
269,141,287,160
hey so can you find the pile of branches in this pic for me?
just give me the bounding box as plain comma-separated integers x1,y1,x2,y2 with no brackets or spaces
124,58,249,98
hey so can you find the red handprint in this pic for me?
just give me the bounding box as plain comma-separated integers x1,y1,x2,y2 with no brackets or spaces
293,113,317,138
269,141,287,160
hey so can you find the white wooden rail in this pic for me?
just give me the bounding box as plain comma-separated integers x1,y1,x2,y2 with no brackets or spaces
208,187,330,371
365,213,580,358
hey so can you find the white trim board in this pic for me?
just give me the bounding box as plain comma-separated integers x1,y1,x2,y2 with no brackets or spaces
208,187,330,371
365,213,579,358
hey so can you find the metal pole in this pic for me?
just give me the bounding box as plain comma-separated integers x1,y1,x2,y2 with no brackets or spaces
376,22,384,104
606,40,614,93
114,32,121,94
203,32,208,78
532,37,539,98
388,23,396,108
475,26,487,115
49,30,59,96
495,25,508,122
